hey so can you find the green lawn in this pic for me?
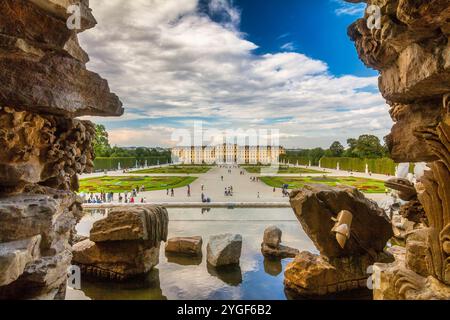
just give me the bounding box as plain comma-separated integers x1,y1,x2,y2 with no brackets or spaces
79,176,197,193
130,165,212,174
243,165,326,174
260,176,386,194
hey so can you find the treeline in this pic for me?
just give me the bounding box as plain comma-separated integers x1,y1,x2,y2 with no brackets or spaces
94,157,170,171
282,134,389,165
93,124,171,171
280,134,396,175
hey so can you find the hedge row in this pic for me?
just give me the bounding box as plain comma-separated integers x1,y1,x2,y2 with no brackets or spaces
94,157,171,171
280,156,311,166
319,157,397,175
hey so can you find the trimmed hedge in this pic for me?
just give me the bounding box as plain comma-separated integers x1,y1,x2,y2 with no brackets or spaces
279,155,311,166
94,157,170,171
319,157,397,175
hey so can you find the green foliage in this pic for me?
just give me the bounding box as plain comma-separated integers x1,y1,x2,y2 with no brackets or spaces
94,125,111,157
242,166,325,174
260,176,386,194
320,157,396,175
329,141,344,157
94,157,170,171
131,165,212,174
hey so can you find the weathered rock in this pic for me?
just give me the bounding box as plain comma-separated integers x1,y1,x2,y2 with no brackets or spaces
289,185,393,258
0,0,123,300
0,236,41,286
165,236,203,256
386,101,442,163
261,226,299,259
0,192,83,253
0,108,96,194
261,244,299,259
374,245,450,300
0,249,72,300
90,207,169,246
72,240,160,281
0,1,123,117
285,184,394,296
345,0,450,300
385,178,417,202
263,226,282,248
207,234,242,267
285,251,371,297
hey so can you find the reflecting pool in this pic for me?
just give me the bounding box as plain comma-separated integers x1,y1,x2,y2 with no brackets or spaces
70,208,319,300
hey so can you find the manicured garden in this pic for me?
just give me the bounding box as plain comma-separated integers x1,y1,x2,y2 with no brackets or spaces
79,176,197,193
243,165,326,174
131,165,212,174
260,176,386,194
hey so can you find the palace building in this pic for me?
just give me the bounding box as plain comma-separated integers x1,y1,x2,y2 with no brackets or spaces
171,144,285,165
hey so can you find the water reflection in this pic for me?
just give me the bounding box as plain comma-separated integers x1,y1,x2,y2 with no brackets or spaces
79,268,167,300
207,264,243,286
263,258,283,277
166,252,203,266
71,208,319,300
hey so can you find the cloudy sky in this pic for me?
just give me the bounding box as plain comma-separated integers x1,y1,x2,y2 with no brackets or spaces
80,0,391,149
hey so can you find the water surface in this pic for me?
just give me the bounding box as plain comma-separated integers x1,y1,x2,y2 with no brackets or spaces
72,208,318,300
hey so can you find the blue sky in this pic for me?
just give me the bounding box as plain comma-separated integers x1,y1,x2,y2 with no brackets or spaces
80,0,389,149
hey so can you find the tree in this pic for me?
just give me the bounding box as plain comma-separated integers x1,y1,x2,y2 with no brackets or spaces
354,134,384,158
93,124,111,157
329,141,344,157
308,148,325,165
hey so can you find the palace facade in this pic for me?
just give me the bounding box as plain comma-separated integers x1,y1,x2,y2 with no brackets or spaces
171,144,285,165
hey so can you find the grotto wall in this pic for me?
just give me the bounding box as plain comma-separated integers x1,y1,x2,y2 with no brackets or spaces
344,0,450,299
0,0,123,299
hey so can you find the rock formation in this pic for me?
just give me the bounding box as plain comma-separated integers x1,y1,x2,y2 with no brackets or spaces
261,226,299,259
344,0,450,299
72,207,168,281
342,0,450,299
0,0,122,299
165,236,203,257
285,185,393,297
207,234,242,268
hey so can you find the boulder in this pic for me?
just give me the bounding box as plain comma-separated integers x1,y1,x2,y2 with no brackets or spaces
285,251,391,297
289,184,393,258
72,207,169,281
0,236,41,286
207,234,242,267
285,184,394,296
263,226,282,248
165,236,203,256
90,207,169,246
261,226,299,259
261,244,299,259
72,240,160,280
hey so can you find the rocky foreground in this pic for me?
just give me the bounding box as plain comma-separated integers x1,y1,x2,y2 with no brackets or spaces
0,0,122,299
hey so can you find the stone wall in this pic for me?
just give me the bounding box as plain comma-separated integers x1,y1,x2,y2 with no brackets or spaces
0,0,122,299
344,0,450,299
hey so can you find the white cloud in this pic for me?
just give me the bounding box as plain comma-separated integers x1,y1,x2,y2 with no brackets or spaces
333,0,366,17
80,0,390,149
280,42,296,51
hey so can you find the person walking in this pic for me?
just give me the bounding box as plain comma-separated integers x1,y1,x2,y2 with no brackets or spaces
171,189,174,197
